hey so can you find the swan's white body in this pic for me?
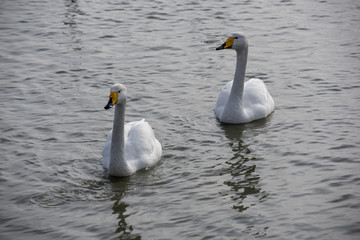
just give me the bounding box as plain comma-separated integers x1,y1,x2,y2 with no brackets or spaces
102,84,162,177
215,33,274,124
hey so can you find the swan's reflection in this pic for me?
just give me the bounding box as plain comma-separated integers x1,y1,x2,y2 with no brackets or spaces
220,119,269,212
63,0,86,26
63,0,85,52
109,177,141,240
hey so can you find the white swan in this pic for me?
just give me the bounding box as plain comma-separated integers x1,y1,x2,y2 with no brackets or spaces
215,33,275,124
102,84,162,177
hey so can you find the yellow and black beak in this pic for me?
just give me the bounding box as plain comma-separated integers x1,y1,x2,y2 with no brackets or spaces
104,91,119,110
216,37,235,50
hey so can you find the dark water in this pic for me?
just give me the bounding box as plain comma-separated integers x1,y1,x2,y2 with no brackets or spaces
1,0,359,239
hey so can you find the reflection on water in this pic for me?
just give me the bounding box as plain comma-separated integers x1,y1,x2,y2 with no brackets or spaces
63,0,85,55
221,122,268,213
110,178,139,240
64,0,85,24
112,199,136,239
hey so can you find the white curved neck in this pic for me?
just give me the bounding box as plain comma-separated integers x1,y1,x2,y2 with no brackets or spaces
229,47,248,102
109,100,132,176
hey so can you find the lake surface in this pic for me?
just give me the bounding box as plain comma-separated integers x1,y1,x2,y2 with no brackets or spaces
1,0,359,239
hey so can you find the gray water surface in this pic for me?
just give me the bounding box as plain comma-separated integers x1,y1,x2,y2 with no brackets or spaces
1,0,359,239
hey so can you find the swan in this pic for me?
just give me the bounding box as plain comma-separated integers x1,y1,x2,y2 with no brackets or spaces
215,33,275,124
102,83,162,177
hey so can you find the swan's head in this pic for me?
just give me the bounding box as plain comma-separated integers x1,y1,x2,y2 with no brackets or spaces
216,33,248,51
104,84,127,110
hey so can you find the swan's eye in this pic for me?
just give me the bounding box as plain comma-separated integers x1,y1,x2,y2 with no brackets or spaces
234,37,238,39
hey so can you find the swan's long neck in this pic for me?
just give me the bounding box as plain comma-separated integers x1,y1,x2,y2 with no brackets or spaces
229,47,248,102
109,100,132,176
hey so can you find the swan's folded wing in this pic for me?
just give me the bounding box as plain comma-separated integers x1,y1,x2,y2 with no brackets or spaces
125,120,162,170
244,78,275,118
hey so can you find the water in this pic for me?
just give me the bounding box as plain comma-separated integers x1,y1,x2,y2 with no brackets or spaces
1,0,359,239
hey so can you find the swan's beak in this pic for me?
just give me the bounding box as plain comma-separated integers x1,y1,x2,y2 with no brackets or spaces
216,37,234,50
104,98,113,110
104,92,119,110
216,42,226,50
